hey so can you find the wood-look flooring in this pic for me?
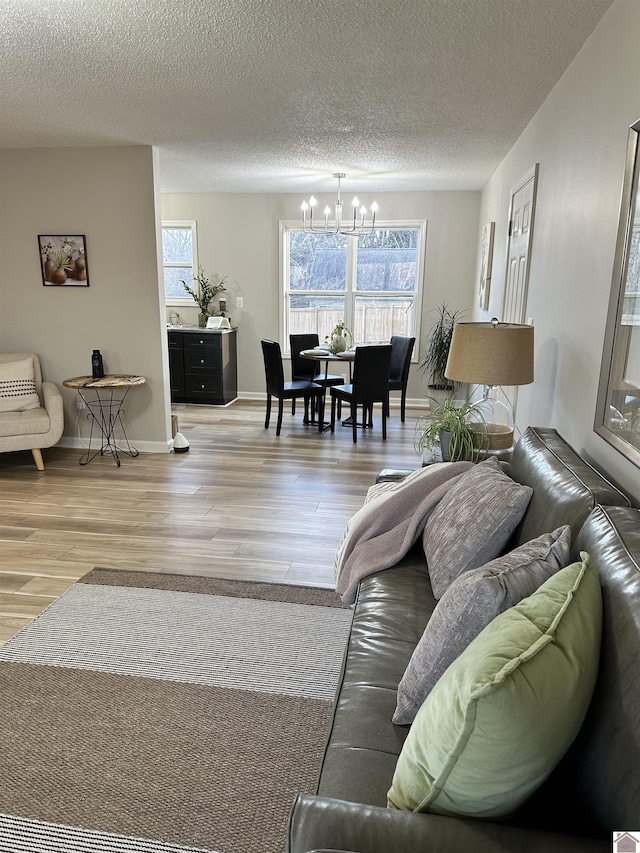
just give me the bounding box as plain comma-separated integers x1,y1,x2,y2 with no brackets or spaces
0,399,422,646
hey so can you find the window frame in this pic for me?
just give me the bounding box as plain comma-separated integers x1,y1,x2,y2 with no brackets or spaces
279,219,427,357
162,220,199,307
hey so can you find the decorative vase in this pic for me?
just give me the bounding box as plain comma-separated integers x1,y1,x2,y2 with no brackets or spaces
50,266,67,285
198,312,209,328
329,332,347,354
72,255,86,281
43,258,56,281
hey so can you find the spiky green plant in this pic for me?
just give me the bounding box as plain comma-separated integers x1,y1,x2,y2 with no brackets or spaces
415,397,488,462
181,266,227,315
419,304,464,389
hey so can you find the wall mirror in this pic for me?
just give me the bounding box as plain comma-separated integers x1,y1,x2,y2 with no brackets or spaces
595,117,640,468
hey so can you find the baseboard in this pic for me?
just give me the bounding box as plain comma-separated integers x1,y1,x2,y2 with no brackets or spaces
237,392,265,401
57,436,172,454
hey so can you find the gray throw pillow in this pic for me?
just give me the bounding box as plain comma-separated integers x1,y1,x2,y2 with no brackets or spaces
424,457,533,599
393,525,572,725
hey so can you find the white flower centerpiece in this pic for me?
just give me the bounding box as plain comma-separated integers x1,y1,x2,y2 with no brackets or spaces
325,321,353,354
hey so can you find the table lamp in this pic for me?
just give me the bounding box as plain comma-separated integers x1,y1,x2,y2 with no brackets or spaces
444,318,534,450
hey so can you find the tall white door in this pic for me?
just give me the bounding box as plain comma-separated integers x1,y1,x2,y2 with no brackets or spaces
501,164,538,422
502,164,539,324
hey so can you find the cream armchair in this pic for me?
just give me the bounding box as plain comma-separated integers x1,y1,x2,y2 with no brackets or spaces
0,352,64,470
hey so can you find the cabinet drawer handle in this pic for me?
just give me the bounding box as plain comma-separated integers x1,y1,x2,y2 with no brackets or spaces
199,339,204,344
201,384,205,389
200,359,205,364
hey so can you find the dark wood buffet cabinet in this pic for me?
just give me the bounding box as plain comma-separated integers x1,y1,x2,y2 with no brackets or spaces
168,328,237,405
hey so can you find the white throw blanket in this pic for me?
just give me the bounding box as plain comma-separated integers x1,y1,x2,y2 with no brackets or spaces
334,462,474,605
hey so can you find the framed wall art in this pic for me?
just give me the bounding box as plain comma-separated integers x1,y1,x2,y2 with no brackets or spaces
478,221,495,310
38,235,89,287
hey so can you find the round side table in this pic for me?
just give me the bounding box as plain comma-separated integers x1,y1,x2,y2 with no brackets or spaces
63,374,145,467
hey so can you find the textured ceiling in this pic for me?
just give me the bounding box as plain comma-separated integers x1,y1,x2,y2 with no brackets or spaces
0,0,613,193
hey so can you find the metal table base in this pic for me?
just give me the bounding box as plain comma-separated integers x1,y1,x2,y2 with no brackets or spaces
78,387,139,467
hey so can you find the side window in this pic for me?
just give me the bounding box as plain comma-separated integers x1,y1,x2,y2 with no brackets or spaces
162,222,197,304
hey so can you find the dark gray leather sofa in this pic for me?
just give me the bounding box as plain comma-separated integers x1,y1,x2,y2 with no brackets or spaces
287,427,639,853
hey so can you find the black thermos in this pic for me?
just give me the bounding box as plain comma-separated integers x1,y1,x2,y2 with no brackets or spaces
91,349,105,379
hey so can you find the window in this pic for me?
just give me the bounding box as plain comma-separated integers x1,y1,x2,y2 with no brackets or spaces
162,221,197,304
282,223,425,352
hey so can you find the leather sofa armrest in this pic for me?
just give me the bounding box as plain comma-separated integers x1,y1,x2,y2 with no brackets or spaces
287,795,608,853
375,468,414,484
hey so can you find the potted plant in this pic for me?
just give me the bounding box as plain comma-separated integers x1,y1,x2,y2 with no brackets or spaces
415,397,488,462
419,304,464,392
181,265,228,328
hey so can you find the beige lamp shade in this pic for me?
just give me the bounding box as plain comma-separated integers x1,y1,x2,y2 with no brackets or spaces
445,321,534,386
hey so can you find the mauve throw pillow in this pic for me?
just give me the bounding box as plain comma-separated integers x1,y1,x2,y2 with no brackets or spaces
424,457,533,599
393,525,571,725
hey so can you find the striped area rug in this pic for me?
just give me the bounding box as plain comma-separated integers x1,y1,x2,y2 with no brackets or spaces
0,569,353,853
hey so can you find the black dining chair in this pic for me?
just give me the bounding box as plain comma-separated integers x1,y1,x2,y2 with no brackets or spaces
388,335,415,423
330,345,392,443
261,339,325,436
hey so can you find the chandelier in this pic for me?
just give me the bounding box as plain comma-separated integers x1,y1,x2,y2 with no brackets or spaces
301,173,378,236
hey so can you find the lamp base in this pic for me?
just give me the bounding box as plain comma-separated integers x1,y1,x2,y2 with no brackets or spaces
470,422,514,451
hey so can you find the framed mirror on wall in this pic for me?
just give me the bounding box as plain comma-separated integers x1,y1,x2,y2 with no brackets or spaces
595,117,640,468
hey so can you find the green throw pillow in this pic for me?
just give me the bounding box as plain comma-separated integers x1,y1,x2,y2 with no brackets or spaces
387,554,602,819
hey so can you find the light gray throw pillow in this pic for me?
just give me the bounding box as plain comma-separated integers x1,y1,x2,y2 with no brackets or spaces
424,457,533,599
393,525,572,725
0,357,40,413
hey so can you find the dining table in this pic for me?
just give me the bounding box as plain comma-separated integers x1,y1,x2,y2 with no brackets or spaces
300,346,355,378
299,346,356,431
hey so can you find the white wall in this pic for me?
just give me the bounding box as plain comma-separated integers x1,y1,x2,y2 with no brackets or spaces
0,146,171,451
475,0,640,502
161,191,481,400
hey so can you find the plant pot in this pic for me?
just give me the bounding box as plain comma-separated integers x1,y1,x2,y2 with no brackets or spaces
439,431,452,461
198,312,209,328
439,429,478,462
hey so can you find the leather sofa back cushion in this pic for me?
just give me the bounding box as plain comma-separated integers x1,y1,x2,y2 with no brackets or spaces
387,556,602,819
393,525,571,725
509,427,630,546
423,457,533,599
0,358,40,413
522,505,640,832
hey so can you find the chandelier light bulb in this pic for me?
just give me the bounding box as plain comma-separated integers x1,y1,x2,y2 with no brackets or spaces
300,174,379,237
